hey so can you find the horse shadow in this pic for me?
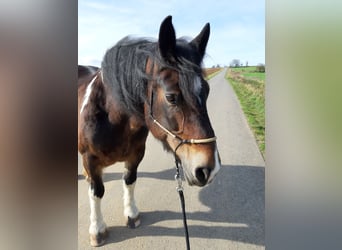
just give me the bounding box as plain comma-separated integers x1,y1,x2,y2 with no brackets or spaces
101,168,176,182
102,164,265,246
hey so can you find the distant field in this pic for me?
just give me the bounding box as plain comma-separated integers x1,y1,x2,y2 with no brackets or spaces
230,66,265,81
204,67,222,80
226,66,265,156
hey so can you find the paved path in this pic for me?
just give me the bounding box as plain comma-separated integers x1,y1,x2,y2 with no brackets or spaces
78,68,265,249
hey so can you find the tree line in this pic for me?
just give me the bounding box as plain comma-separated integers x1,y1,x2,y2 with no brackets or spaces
229,59,265,72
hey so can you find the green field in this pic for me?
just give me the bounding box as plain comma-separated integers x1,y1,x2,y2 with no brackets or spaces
230,66,265,81
226,67,265,156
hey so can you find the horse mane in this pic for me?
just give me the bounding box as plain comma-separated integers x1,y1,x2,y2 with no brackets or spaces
101,36,204,120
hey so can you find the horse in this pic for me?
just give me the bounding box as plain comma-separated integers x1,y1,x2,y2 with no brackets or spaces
78,16,221,247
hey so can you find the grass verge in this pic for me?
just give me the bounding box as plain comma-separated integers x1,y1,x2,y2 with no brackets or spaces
226,67,265,156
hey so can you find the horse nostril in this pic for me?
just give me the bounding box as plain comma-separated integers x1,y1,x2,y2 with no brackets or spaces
195,167,211,185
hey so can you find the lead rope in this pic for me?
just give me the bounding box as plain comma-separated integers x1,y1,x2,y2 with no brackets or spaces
150,117,216,250
149,88,216,250
174,142,190,250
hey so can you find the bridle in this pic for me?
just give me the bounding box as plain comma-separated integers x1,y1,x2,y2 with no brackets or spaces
148,79,216,250
148,88,217,156
146,57,217,151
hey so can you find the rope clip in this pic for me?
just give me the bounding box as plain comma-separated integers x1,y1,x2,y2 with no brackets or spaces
175,174,183,192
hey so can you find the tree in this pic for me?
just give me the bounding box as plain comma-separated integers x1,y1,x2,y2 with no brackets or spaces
229,59,241,68
256,63,265,72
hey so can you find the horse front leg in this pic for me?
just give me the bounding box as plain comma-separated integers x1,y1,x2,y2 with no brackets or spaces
123,174,140,228
83,155,107,247
122,145,145,228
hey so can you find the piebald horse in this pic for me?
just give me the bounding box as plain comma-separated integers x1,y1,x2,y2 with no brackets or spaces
78,16,220,246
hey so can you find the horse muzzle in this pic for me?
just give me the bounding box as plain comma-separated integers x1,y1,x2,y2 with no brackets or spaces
194,166,212,186
182,148,221,187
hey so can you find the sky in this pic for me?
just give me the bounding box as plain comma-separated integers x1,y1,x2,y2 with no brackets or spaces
78,0,264,68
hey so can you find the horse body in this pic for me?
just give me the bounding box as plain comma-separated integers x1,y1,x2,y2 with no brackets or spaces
79,65,148,162
78,16,221,246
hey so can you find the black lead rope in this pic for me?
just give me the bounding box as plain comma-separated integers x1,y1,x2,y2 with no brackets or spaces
149,88,216,250
174,142,191,250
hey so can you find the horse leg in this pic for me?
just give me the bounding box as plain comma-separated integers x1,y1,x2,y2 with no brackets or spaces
122,147,145,228
83,155,107,247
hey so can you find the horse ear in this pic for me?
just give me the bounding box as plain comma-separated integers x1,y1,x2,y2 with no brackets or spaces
190,23,210,60
158,15,176,60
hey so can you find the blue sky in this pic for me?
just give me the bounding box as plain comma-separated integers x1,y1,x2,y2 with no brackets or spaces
78,0,264,67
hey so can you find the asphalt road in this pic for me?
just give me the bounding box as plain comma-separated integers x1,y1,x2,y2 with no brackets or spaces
78,68,265,249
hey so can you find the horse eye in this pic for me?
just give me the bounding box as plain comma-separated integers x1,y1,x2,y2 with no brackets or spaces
165,93,178,105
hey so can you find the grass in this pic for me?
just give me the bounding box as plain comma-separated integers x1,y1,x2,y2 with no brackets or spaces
242,72,265,81
226,67,265,156
229,66,265,81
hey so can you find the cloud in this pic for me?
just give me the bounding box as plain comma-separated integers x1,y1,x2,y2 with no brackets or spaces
78,0,265,66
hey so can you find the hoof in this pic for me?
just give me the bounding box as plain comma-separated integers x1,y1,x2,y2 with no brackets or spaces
126,214,141,228
90,230,107,247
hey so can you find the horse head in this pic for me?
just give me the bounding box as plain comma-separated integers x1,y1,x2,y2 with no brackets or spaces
146,16,221,186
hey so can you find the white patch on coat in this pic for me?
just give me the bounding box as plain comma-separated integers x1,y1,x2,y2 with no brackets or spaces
181,150,207,182
190,151,207,171
123,181,139,219
80,75,97,115
183,145,221,185
88,187,106,235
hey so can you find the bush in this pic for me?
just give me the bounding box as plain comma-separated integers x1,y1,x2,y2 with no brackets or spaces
256,63,265,72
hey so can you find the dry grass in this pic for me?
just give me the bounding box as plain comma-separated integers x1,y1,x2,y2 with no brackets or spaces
204,67,222,80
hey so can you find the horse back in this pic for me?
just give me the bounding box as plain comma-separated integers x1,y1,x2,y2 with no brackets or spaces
77,65,148,166
78,65,100,112
78,65,99,80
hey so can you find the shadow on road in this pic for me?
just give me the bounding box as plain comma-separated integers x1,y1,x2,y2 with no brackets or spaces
83,164,264,246
100,168,177,183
